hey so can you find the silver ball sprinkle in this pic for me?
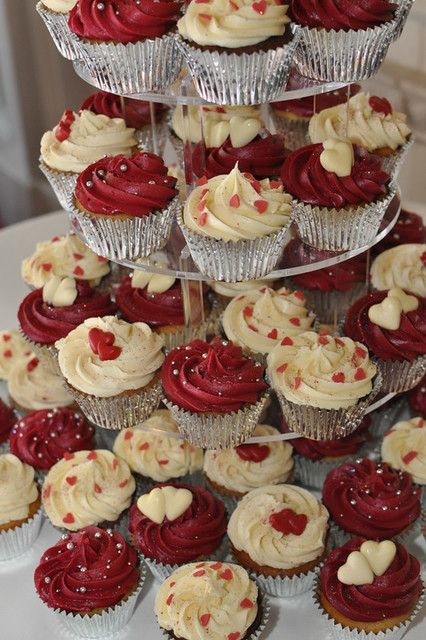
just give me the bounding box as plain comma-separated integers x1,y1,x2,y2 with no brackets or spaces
367,515,372,519
37,453,43,458
382,506,388,511
96,2,105,9
173,369,179,376
80,567,87,572
120,163,128,172
79,586,87,593
116,543,123,550
221,340,228,346
396,490,401,495
67,542,74,550
97,169,105,177
85,180,93,188
44,577,51,584
376,468,383,474
94,532,102,539
350,499,356,505
107,529,113,535
202,353,207,359
61,534,69,540
148,180,155,185
185,345,192,350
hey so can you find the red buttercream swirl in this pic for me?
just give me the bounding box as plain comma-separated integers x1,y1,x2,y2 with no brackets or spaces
290,0,397,30
320,537,422,622
409,375,426,417
322,458,421,539
273,85,360,117
79,91,167,129
75,152,177,218
128,482,227,564
344,290,426,361
374,209,426,255
68,0,183,42
34,526,140,613
18,281,117,345
162,337,268,413
0,399,15,445
9,408,95,471
281,143,389,208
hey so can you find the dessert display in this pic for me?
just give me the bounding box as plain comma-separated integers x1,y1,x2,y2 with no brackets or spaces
370,243,426,298
381,417,426,491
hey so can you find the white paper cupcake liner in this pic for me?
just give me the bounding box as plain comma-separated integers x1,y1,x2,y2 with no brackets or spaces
251,563,320,598
271,112,310,151
39,160,77,212
291,19,396,82
369,395,407,439
286,282,368,326
175,34,299,106
0,506,43,561
373,136,414,179
292,182,397,251
36,2,80,61
392,0,416,40
330,515,422,549
375,355,426,394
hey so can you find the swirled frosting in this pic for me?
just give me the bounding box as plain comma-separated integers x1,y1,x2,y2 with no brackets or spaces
0,330,32,380
320,538,422,623
290,0,396,30
75,152,177,217
0,399,15,444
8,356,74,411
209,279,272,298
162,337,268,413
267,332,376,409
41,109,136,173
9,408,95,471
381,417,426,485
281,143,389,208
0,453,39,526
34,526,140,613
228,484,328,569
80,91,168,129
409,376,426,417
42,0,76,12
322,458,421,539
273,85,360,117
344,290,426,361
129,482,226,564
42,449,135,530
222,286,315,354
21,234,110,289
204,424,293,494
183,165,291,241
156,562,258,640
113,409,203,482
374,210,426,254
370,244,426,298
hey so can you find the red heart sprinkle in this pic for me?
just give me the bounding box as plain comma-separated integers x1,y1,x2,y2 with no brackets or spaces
124,431,133,441
251,180,261,194
210,562,222,570
270,180,282,188
243,306,253,317
369,96,392,116
63,512,75,524
248,324,258,332
66,476,77,486
193,570,206,577
198,198,207,212
318,336,329,345
335,337,345,346
166,593,174,605
229,0,238,8
276,363,288,373
200,188,209,198
88,328,121,361
402,450,418,465
42,263,52,271
3,350,12,358
252,0,266,12
196,176,207,186
63,452,74,460
169,582,175,587
112,458,119,470
240,598,253,609
87,451,97,460
27,358,39,372
290,317,300,326
97,255,108,262
94,483,102,493
228,633,240,640
293,290,305,301
43,485,51,499
267,328,278,339
118,479,129,488
355,346,367,359
354,368,366,381
418,419,425,428
281,336,293,346
139,442,149,451
198,212,208,226
219,568,233,581
332,372,345,383
196,563,205,568
2,334,11,342
230,194,240,208
216,107,226,113
158,459,169,465
200,613,211,627
293,376,301,389
73,253,83,260
254,200,268,214
236,443,270,463
269,508,307,536
199,12,212,19
73,266,84,276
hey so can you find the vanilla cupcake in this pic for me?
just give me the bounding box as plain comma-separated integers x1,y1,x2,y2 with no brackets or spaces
36,0,79,60
8,355,73,413
381,417,426,499
370,243,426,298
0,330,32,381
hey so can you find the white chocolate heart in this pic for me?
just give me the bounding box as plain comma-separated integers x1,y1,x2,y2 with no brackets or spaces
388,287,419,313
337,551,374,586
131,270,176,293
230,116,262,148
360,540,396,576
137,486,193,524
320,138,355,177
368,296,402,330
162,486,193,521
208,121,231,148
42,275,77,308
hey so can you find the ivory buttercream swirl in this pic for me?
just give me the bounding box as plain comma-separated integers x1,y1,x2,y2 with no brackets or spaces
370,244,426,297
0,330,32,380
0,454,39,526
209,279,272,298
8,356,74,411
381,417,426,485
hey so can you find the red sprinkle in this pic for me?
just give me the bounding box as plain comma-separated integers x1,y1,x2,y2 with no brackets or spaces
198,12,212,19
2,334,11,342
65,476,77,486
63,452,74,460
290,317,300,326
3,350,12,358
195,0,210,3
332,372,345,383
210,562,222,570
276,363,288,373
73,266,84,276
73,253,83,260
139,442,149,451
87,451,97,460
42,263,52,271
318,336,329,345
335,337,345,347
198,212,208,226
355,346,367,359
196,563,206,568
228,633,241,640
402,450,418,465
369,96,392,116
281,336,293,346
166,594,174,606
94,483,102,493
243,306,253,317
293,290,305,301
193,569,206,577
63,512,75,524
248,324,258,333
124,431,133,440
219,568,233,581
254,200,268,214
196,176,207,186
118,479,129,488
354,368,366,381
216,107,226,113
252,0,266,13
200,613,211,627
293,376,301,390
229,0,238,8
418,419,425,428
197,198,207,212
240,598,253,609
27,358,39,373
112,458,119,470
43,485,51,499
230,194,240,208
200,188,209,198
270,180,282,188
267,328,278,339
158,459,169,465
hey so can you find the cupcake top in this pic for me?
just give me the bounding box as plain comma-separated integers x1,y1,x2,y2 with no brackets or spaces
9,407,95,472
34,526,140,613
267,331,376,409
80,91,168,129
222,285,315,354
322,458,421,539
370,244,426,298
290,0,396,30
21,234,110,289
281,140,389,208
56,316,164,397
8,355,74,411
228,484,328,569
0,399,15,445
177,0,290,48
42,0,76,12
155,562,258,640
113,409,203,482
18,277,117,345
320,538,422,624
409,375,426,417
75,152,177,217
344,289,426,361
129,482,227,564
42,449,135,531
162,337,268,413
204,424,293,494
309,92,411,152
0,329,32,380
381,417,426,485
0,453,39,526
40,109,136,174
374,209,426,254
209,278,272,298
183,165,292,241
272,84,360,117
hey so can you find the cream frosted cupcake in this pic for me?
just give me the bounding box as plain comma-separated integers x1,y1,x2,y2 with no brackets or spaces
0,330,33,381
178,165,292,281
56,316,164,429
228,484,329,597
381,417,426,500
42,449,135,531
36,0,79,60
370,243,426,298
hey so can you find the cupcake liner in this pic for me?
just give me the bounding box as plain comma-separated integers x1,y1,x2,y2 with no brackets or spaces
251,563,320,598
36,2,80,61
18,328,60,376
375,355,426,394
292,182,397,251
271,112,310,151
368,395,407,440
175,35,300,106
69,196,180,261
291,19,396,82
39,160,77,212
330,515,422,548
286,282,368,326
72,33,183,94
373,136,414,180
0,506,44,561
159,319,209,353
162,391,270,449
392,0,416,40
294,454,365,490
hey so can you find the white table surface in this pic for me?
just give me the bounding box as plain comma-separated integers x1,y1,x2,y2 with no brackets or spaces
0,211,425,640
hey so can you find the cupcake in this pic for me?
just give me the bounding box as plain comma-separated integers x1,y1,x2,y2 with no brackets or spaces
228,484,329,597
176,0,296,105
129,482,227,580
373,208,426,255
40,109,136,210
208,278,277,328
36,0,79,60
409,375,426,417
0,453,43,560
381,417,426,499
222,285,315,355
267,331,378,440
9,407,95,472
34,526,144,638
161,337,269,448
42,449,135,531
55,316,164,429
71,152,179,261
68,0,184,93
0,329,32,380
322,458,421,545
344,288,426,393
281,139,394,251
0,399,15,450
178,165,292,281
370,243,426,298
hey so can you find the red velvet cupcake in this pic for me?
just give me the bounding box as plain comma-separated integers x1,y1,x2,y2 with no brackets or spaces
0,399,15,447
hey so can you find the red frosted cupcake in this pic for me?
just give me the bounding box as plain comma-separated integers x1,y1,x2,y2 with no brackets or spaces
0,399,15,447
409,375,426,417
374,208,426,255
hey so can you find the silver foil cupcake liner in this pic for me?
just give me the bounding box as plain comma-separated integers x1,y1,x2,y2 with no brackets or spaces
251,564,320,598
36,2,80,61
73,33,183,94
369,395,407,440
375,355,426,394
175,35,300,106
292,183,397,251
271,111,310,151
39,160,77,212
286,281,368,326
0,506,43,561
295,454,354,490
158,319,209,354
392,0,415,40
69,196,180,261
330,516,422,549
291,19,396,82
